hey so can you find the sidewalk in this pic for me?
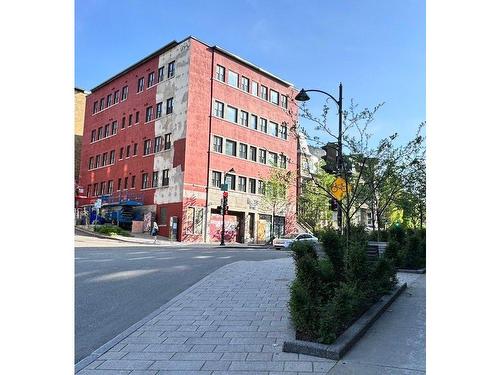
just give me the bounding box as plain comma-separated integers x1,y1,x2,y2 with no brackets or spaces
76,257,337,374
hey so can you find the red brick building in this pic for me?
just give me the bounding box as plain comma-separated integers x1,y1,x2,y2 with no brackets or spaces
79,36,298,243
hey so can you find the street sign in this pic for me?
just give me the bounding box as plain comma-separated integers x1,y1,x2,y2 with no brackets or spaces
330,177,349,201
94,198,102,209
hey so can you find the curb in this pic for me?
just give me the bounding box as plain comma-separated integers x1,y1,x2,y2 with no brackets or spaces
398,268,426,274
75,227,154,245
282,282,408,360
75,260,253,373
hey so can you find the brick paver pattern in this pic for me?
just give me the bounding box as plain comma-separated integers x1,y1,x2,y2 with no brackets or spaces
77,258,337,374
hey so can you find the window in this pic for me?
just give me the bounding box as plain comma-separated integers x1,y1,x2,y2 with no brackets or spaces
97,127,103,140
212,171,222,187
238,176,247,192
251,81,258,96
166,97,173,114
117,178,122,190
111,120,118,135
93,101,98,114
128,114,133,126
110,150,115,164
164,133,171,150
102,152,108,166
216,65,225,81
250,146,257,161
213,136,223,153
147,72,155,88
258,180,265,194
239,143,247,159
99,98,105,111
135,111,140,123
226,106,237,123
93,183,98,196
121,86,128,101
131,175,136,188
113,90,119,104
86,184,91,197
143,139,151,155
91,130,96,142
154,136,162,153
145,106,153,122
106,94,112,107
241,76,250,92
133,143,138,155
228,70,238,87
156,102,163,118
100,182,106,195
158,66,164,82
214,101,224,117
152,171,159,187
260,85,268,100
259,118,267,133
141,173,148,189
124,177,128,189
250,114,258,130
249,178,256,194
121,116,126,129
279,154,287,169
225,140,237,156
279,124,288,140
88,157,94,170
239,110,248,126
270,89,279,105
268,152,278,166
159,207,167,224
126,145,131,158
270,121,279,137
281,94,288,109
119,147,124,159
137,77,144,92
225,174,236,190
167,61,175,78
95,155,100,168
104,124,110,137
107,180,113,194
162,169,169,186
259,149,266,164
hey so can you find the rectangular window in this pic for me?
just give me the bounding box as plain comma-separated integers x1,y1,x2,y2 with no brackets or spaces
117,178,122,191
159,207,167,225
238,176,247,192
279,154,287,169
126,145,130,157
166,97,173,114
110,150,115,164
104,124,110,137
121,116,126,129
137,77,144,92
216,65,225,81
167,61,175,78
212,171,222,187
88,157,94,170
147,72,155,88
258,180,265,194
94,155,100,168
143,139,151,155
251,81,258,96
124,176,128,189
100,182,106,195
281,94,288,109
111,120,118,135
279,124,288,140
259,118,267,133
250,146,257,162
259,149,266,164
225,140,237,156
119,147,123,159
164,133,171,150
270,121,279,137
121,85,128,100
241,76,250,92
158,66,164,82
152,171,159,187
239,110,248,126
135,111,140,123
99,98,105,110
162,169,169,186
114,90,119,104
226,106,237,123
239,143,247,159
270,89,279,105
106,94,112,107
131,175,136,188
133,143,137,156
145,106,153,122
249,178,256,194
225,174,236,190
214,101,224,117
97,127,103,140
154,136,162,153
141,173,148,189
86,184,91,197
91,129,96,142
228,70,238,87
93,183,98,196
213,136,223,153
107,180,113,194
93,101,98,114
128,114,133,126
250,114,258,129
268,152,278,166
102,152,108,166
156,102,163,118
260,85,268,100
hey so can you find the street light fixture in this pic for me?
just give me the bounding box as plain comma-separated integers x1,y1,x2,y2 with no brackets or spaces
220,168,235,246
295,83,344,232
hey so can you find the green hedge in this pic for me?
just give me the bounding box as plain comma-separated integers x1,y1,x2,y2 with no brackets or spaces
289,228,397,344
384,226,426,269
93,224,131,237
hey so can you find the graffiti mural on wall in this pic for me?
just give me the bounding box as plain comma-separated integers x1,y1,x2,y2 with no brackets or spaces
209,214,238,243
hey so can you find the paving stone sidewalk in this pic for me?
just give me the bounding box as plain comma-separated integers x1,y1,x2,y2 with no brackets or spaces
77,257,337,375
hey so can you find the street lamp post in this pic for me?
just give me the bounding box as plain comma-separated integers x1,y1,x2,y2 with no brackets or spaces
295,83,343,231
220,168,235,246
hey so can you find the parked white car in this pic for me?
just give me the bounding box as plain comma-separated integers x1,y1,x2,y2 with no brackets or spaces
272,233,319,249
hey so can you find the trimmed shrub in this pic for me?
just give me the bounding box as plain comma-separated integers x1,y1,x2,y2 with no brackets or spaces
94,224,131,237
289,279,321,340
319,230,345,283
344,240,370,285
370,257,397,296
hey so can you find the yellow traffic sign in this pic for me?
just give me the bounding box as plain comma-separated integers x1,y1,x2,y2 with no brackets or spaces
330,177,350,201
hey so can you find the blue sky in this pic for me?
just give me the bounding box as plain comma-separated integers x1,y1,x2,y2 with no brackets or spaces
75,0,425,145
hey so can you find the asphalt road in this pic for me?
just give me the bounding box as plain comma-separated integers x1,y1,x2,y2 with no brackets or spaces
75,234,291,363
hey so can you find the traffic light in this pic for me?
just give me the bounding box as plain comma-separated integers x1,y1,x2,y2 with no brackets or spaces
321,142,338,174
329,198,338,211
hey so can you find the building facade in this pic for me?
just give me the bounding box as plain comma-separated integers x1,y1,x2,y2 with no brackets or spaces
78,37,298,243
75,87,87,182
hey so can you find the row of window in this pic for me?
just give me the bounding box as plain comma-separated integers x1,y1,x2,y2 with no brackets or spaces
215,64,288,109
88,150,116,170
211,171,267,195
212,135,288,169
143,134,172,155
90,98,174,143
91,61,176,115
213,100,288,140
